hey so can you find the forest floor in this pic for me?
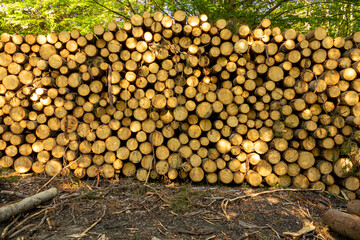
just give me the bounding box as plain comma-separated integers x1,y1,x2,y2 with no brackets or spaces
0,169,349,240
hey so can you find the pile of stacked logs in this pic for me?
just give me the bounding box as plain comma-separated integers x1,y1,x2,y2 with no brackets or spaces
0,11,359,199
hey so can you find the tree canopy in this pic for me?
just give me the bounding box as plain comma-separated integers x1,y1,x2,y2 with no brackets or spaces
0,0,359,36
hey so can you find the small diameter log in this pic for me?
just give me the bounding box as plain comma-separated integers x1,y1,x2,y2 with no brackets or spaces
0,188,58,223
342,177,360,191
324,209,360,240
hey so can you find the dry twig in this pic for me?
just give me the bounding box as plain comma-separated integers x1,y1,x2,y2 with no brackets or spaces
176,229,215,236
221,199,230,220
1,215,21,239
266,224,281,239
5,208,48,237
7,223,36,239
228,188,320,202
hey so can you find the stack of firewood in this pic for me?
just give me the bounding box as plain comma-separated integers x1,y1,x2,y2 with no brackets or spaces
0,11,359,198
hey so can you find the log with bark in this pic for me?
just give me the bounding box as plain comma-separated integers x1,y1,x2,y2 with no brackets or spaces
323,209,360,240
0,188,58,223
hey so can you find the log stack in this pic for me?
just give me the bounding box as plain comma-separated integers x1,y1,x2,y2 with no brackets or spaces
0,11,360,198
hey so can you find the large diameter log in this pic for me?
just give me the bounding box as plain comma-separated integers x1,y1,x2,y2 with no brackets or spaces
196,102,212,118
341,91,359,106
334,158,354,178
306,27,327,41
323,209,360,240
39,44,57,60
218,169,233,184
292,174,310,189
298,151,315,169
245,170,262,187
189,167,204,182
3,75,20,90
45,159,63,176
267,66,284,82
0,188,58,223
49,54,65,69
347,200,360,217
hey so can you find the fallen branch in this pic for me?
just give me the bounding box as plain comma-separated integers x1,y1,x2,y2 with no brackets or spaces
238,220,269,229
205,235,217,240
2,190,92,239
228,188,320,202
3,208,48,238
7,224,36,239
112,207,136,214
176,229,215,236
0,188,58,223
145,191,169,204
29,210,48,234
0,190,29,198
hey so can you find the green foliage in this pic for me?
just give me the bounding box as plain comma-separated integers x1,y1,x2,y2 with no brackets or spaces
0,0,131,34
169,185,209,213
157,0,360,36
268,0,360,37
339,135,360,177
339,139,358,156
82,191,98,200
134,185,148,198
7,175,21,183
0,0,359,36
132,234,141,240
71,181,81,188
170,185,193,214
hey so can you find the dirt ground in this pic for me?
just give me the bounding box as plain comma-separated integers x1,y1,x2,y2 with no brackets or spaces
0,169,349,240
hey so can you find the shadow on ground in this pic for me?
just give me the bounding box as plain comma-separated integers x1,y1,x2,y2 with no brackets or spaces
0,171,348,240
